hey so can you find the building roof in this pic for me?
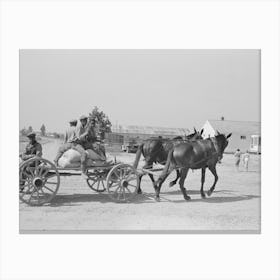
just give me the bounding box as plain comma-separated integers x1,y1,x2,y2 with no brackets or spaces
204,119,261,135
111,125,190,136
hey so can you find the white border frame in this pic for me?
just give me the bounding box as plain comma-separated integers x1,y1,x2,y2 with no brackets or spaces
1,1,279,279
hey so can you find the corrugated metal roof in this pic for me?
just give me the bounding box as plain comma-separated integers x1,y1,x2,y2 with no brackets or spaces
111,125,190,136
206,120,260,135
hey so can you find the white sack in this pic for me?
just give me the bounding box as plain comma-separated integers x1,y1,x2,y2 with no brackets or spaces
58,149,81,168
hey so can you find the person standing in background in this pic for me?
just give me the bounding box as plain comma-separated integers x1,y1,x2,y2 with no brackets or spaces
234,148,242,171
243,150,250,172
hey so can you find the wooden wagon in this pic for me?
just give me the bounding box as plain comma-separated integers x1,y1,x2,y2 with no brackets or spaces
19,157,140,206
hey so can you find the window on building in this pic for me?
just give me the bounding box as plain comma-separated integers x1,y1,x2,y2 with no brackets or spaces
240,135,246,140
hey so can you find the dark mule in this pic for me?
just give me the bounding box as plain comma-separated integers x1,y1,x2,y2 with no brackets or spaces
154,132,232,201
133,129,204,194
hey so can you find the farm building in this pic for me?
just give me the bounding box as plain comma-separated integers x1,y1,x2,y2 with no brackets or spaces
105,125,191,145
201,119,261,153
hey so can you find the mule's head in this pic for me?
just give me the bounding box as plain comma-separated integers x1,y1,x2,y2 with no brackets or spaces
215,132,232,158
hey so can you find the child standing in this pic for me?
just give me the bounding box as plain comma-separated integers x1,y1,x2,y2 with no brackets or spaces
243,150,250,171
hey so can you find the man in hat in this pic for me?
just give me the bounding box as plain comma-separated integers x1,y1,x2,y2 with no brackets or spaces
20,132,43,190
54,119,78,165
64,119,77,143
54,116,93,177
20,132,42,161
72,115,93,177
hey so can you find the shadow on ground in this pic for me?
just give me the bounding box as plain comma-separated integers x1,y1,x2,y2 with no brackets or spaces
47,189,260,207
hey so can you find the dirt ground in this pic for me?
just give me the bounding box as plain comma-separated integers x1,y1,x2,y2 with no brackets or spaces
19,138,261,232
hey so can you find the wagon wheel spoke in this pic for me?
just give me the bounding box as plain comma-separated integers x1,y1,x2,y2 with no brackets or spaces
121,168,126,179
113,185,121,195
39,188,51,200
117,187,122,201
109,176,119,183
41,166,51,177
20,182,34,197
28,188,37,203
88,179,95,187
112,170,122,180
19,177,30,185
34,159,40,175
128,182,137,186
45,181,58,185
39,188,46,195
44,173,57,180
21,170,31,179
101,180,105,190
36,189,40,202
126,175,138,182
43,185,55,193
26,166,35,177
96,180,100,190
23,182,33,191
122,187,126,200
109,182,119,189
124,169,133,178
127,184,138,196
38,164,48,176
124,186,131,193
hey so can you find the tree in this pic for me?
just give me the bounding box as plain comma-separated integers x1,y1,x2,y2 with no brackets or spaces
20,128,27,136
40,124,46,136
89,106,112,140
27,126,33,134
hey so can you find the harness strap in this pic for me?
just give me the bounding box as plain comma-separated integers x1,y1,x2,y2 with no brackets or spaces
210,137,221,158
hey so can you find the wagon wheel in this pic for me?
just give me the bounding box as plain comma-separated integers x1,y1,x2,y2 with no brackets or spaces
106,163,139,202
19,157,60,206
86,169,107,192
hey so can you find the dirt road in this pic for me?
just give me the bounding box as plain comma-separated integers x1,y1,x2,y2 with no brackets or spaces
19,139,261,232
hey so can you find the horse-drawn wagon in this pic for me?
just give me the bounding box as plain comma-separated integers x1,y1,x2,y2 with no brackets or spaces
19,157,140,206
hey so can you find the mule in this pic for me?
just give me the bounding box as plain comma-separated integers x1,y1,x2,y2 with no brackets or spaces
133,128,204,194
154,132,232,201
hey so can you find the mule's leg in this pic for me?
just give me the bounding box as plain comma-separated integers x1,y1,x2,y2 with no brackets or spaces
207,165,218,197
138,161,154,194
200,167,206,198
178,168,191,201
155,167,174,201
148,174,157,192
137,174,143,194
169,169,180,188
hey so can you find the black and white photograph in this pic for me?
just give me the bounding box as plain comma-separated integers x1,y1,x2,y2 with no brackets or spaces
1,1,280,279
19,49,261,233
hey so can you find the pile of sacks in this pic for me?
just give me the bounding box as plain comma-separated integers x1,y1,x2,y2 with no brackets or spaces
58,147,106,168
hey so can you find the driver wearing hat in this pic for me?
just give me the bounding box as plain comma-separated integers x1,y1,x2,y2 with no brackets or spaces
20,132,42,161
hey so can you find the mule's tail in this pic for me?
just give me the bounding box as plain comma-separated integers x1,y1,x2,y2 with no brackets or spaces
133,143,144,169
159,147,174,180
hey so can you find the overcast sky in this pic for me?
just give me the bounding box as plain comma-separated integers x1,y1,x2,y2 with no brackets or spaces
20,49,260,133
